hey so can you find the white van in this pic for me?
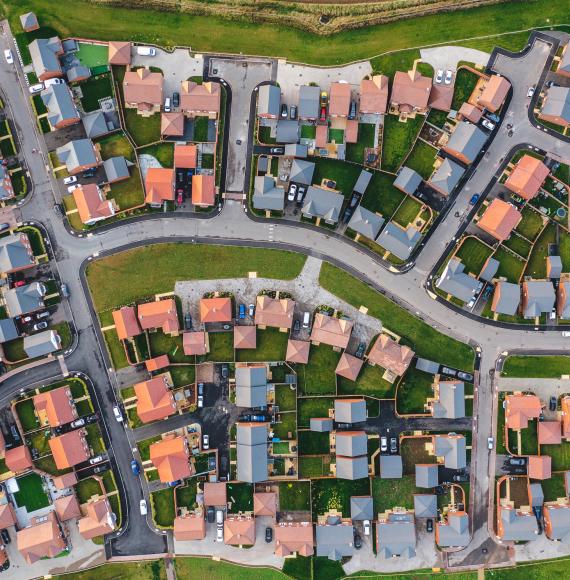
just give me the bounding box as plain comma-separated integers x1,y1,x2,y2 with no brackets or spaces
216,509,224,525
302,312,310,329
562,331,570,337
164,97,171,113
136,46,156,57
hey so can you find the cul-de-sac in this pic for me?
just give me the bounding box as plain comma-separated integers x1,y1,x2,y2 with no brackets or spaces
0,1,569,579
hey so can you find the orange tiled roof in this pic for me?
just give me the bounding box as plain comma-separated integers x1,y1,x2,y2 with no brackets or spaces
200,297,232,323
234,325,256,349
53,472,78,490
345,119,358,143
505,394,541,430
108,41,131,66
174,514,206,540
204,482,227,506
49,429,90,469
0,504,16,529
73,184,115,224
286,339,310,364
274,522,314,557
174,144,197,169
310,312,353,349
329,82,351,116
33,386,76,427
54,494,81,522
183,331,208,355
253,492,277,516
335,352,364,381
161,112,185,137
367,334,414,376
78,499,116,539
134,375,175,424
316,124,327,148
562,396,570,438
538,421,561,445
112,306,141,340
458,103,483,123
478,75,511,112
477,198,522,241
145,354,170,372
180,81,220,114
137,299,179,334
191,174,216,206
123,68,163,109
528,455,551,479
391,70,432,111
17,512,66,564
145,167,174,205
150,436,192,483
505,155,550,201
224,517,256,545
428,84,454,112
359,75,389,114
5,445,33,473
254,295,294,329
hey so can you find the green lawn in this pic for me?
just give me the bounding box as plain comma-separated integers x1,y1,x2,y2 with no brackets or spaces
515,206,545,241
298,430,330,455
236,327,287,362
111,173,145,210
455,236,493,276
311,478,370,519
337,362,396,399
53,560,167,580
149,333,193,363
297,397,335,428
175,558,287,580
329,128,344,144
80,74,113,112
320,263,474,370
488,557,570,579
76,477,102,504
124,110,161,147
170,365,196,387
297,344,340,395
278,481,311,511
201,331,234,362
493,247,525,284
193,116,210,142
311,158,361,197
86,423,106,455
298,455,326,478
361,170,406,218
16,399,39,432
451,68,480,110
13,473,50,511
227,482,253,513
560,230,570,271
75,42,109,68
372,474,422,513
87,244,306,312
381,115,424,174
300,124,316,139
541,442,570,472
139,142,175,168
151,488,175,528
524,222,557,279
283,556,312,580
391,195,422,228
104,328,129,370
97,132,136,162
137,435,162,462
426,108,449,129
403,139,438,180
502,355,570,378
176,479,198,510
346,123,376,164
502,233,532,259
273,411,297,439
396,368,434,414
275,384,296,411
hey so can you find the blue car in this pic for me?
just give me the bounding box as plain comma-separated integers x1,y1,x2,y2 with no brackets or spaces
239,304,246,319
131,460,140,475
469,194,480,205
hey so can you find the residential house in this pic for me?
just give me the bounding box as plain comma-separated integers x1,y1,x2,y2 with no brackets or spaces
557,281,570,319
334,398,366,424
528,455,552,479
161,112,185,138
200,296,232,323
149,436,192,483
350,496,373,521
380,454,403,479
103,156,130,184
428,83,454,112
56,139,100,175
289,159,315,185
203,482,227,507
174,514,206,541
144,167,174,206
123,68,164,115
234,325,256,350
377,511,416,558
544,502,570,541
236,422,268,483
316,124,327,148
491,281,520,316
538,421,561,445
505,394,541,429
497,505,538,540
547,256,562,279
49,428,90,469
505,155,550,201
367,334,414,377
0,166,14,201
29,37,63,81
414,494,437,518
329,82,351,118
4,281,46,317
258,85,280,119
137,298,179,334
0,233,35,274
20,12,39,32
17,512,66,564
253,176,285,212
443,122,487,165
376,222,421,261
557,44,570,78
274,522,314,557
112,306,141,340
480,257,500,282
145,355,169,372
286,339,310,364
359,75,389,115
254,295,294,330
529,483,544,507
539,86,570,128
298,86,320,121
347,206,384,240
224,516,256,546
457,103,483,124
183,331,208,355
478,75,511,112
235,365,267,408
66,66,91,83
415,464,438,488
41,84,80,130
310,312,353,349
310,417,333,432
433,434,466,469
108,41,131,66
436,258,480,303
82,110,112,139
78,498,116,539
436,511,470,547
563,397,570,439
73,183,116,225
174,144,197,169
33,386,77,427
134,375,176,423
276,120,299,144
4,445,33,473
335,353,363,382
428,157,465,196
390,70,432,116
0,319,18,343
301,186,344,224
477,198,522,241
522,280,555,319
180,81,221,118
394,167,423,195
316,518,354,560
0,504,16,529
23,330,61,358
192,175,216,207
253,492,277,517
335,431,367,457
430,379,465,419
284,144,308,158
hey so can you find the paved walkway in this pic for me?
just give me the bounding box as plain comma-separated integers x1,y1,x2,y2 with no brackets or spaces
420,46,491,72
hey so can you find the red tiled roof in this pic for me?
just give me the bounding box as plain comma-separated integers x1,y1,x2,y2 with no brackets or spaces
274,522,314,557
335,352,364,381
310,312,353,349
144,168,174,205
477,198,522,241
329,82,351,116
200,297,232,323
391,70,432,110
73,184,114,224
78,499,115,539
538,421,561,445
149,436,192,483
359,75,389,114
112,306,141,340
204,482,227,506
224,517,256,545
123,68,163,109
5,445,33,473
137,298,179,334
174,144,197,169
54,494,81,522
528,455,551,479
108,41,131,66
17,512,66,564
134,375,175,423
183,331,208,355
367,334,414,376
505,394,541,430
253,492,277,516
49,429,90,469
174,514,205,540
286,339,310,364
33,386,76,427
161,112,185,137
345,119,358,143
145,354,170,372
254,295,294,329
478,75,510,112
234,325,256,349
458,103,483,123
505,155,550,201
191,174,215,206
180,81,220,114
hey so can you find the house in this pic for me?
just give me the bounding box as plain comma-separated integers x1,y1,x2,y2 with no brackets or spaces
492,281,521,316
82,110,112,139
289,159,315,185
457,102,483,124
477,198,522,241
478,75,511,112
108,41,131,65
390,70,432,115
428,84,454,112
235,365,267,408
200,297,232,323
443,122,487,165
329,82,351,117
557,281,570,319
415,464,439,488
144,167,174,206
145,355,169,372
0,504,16,528
394,167,423,195
336,452,368,477
134,375,175,423
284,144,308,158
4,281,46,317
367,334,414,377
353,170,373,195
286,339,310,364
0,233,35,273
149,436,192,483
276,120,299,144
4,445,33,473
203,482,227,507
335,431,367,457
350,496,373,521
547,256,563,279
112,306,141,340
123,68,164,115
497,505,539,540
428,157,465,196
33,386,77,427
73,183,116,225
505,394,541,429
414,494,437,518
183,331,208,355
316,518,354,560
347,206,384,240
66,66,91,83
224,516,256,546
505,155,550,201
174,514,206,541
180,81,220,118
334,398,366,424
41,84,80,130
253,492,277,517
56,139,100,175
335,353,363,382
20,12,39,32
192,175,216,207
376,222,421,261
528,455,551,479
310,417,333,432
258,85,280,119
49,428,90,469
380,454,403,479
480,257,500,282
377,511,416,558
298,85,321,120
544,503,570,541
234,325,256,350
253,176,285,212
316,124,328,148
161,112,185,138
254,295,294,329
236,422,268,483
17,512,66,564
78,498,116,539
557,44,570,78
436,511,470,547
174,144,197,169
0,166,14,201
538,421,561,445
310,312,353,349
538,86,570,128
29,37,63,81
0,319,18,343
274,522,314,557
430,379,465,419
433,434,466,469
522,280,555,319
436,258,480,303
344,119,359,142
138,298,179,334
23,330,61,359
529,483,544,507
103,156,130,184
359,75,389,115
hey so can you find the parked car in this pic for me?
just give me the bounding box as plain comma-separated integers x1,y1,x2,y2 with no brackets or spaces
288,183,297,202
248,303,255,317
70,418,85,429
14,280,26,288
221,364,229,379
177,191,183,205
89,455,104,465
319,106,327,122
0,223,10,234
289,105,297,120
280,104,288,118
457,371,474,382
487,437,494,450
487,113,501,123
113,405,123,422
426,519,434,533
435,69,444,84
21,315,32,323
203,434,209,450
36,311,50,320
139,499,148,515
265,527,273,543
355,342,366,358
293,319,301,331
131,460,140,475
508,457,526,466
136,46,156,56
363,520,371,536
44,78,65,88
198,383,204,396
53,203,64,217
198,395,203,408
390,437,398,454
32,322,48,331
270,147,284,154
4,49,13,65
348,101,356,120
453,473,469,482
60,283,70,298
0,528,10,545
444,70,453,85
172,92,180,108
216,509,224,525
441,367,457,377
29,83,44,94
184,313,192,331
353,533,362,550
320,91,328,106
216,526,223,542
207,506,215,523
380,436,388,453
239,304,246,319
325,179,336,189
481,118,495,131
527,86,535,98
63,176,78,185
550,396,557,412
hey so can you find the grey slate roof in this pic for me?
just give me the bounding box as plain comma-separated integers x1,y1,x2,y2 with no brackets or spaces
82,111,110,139
436,258,480,303
348,206,384,240
353,170,373,194
235,366,268,408
350,496,373,521
298,86,320,120
429,158,465,195
432,380,465,419
542,86,570,125
0,234,34,273
413,494,437,518
66,65,91,83
0,318,18,343
334,399,366,424
544,505,570,541
529,483,544,507
276,120,299,144
20,12,39,30
415,464,439,488
560,47,570,75
236,423,268,483
301,186,344,223
310,417,333,432
289,159,315,185
41,84,78,128
480,257,500,282
376,222,421,261
434,435,467,469
4,282,45,317
394,167,423,195
253,176,285,211
258,85,281,117
380,455,403,479
493,281,520,316
336,455,369,480
316,523,354,560
284,144,308,158
560,282,570,319
377,513,416,558
523,280,555,318
103,156,130,183
499,508,538,541
436,512,470,547
445,121,487,164
23,329,61,358
547,255,563,279
29,37,62,79
336,432,367,457
56,139,98,173
415,358,440,374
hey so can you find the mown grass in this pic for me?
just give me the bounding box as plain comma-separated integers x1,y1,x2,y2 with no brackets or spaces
502,355,570,378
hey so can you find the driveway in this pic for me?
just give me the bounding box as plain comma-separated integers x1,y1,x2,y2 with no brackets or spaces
497,377,570,401
420,46,490,72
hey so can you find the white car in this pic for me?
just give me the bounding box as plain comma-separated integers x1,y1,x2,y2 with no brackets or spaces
487,437,494,450
435,69,443,84
527,86,535,98
248,304,255,317
4,49,13,65
63,176,77,185
380,436,387,453
288,183,297,202
140,499,147,515
198,394,203,408
202,434,209,450
67,184,80,193
29,83,44,94
444,70,453,85
89,455,104,465
216,526,223,542
481,118,495,131
70,418,85,428
44,78,65,88
113,405,123,422
363,520,371,536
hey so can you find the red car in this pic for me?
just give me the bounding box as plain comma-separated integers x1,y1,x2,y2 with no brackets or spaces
14,280,26,287
177,192,183,206
320,106,327,122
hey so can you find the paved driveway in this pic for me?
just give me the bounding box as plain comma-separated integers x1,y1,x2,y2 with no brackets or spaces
420,46,490,72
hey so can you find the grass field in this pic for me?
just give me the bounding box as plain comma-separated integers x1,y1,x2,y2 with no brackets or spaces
201,331,234,362
297,344,340,395
13,473,50,512
124,110,161,147
236,327,287,362
174,558,287,580
372,474,421,513
97,132,136,162
382,115,424,174
76,477,102,504
515,206,545,241
396,368,434,414
139,142,174,168
346,123,376,164
278,481,311,511
361,171,406,218
455,236,493,276
494,247,525,284
337,362,396,399
311,477,370,519
403,139,438,180
391,195,422,228
275,384,296,411
110,173,145,210
80,74,113,113
298,455,326,478
227,482,253,513
297,397,335,428
502,355,570,378
151,488,175,527
451,68,480,110
524,222,557,279
502,232,532,259
298,430,330,455
53,560,167,580
311,158,361,197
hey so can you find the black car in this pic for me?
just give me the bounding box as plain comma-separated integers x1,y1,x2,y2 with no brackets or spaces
426,519,433,533
172,92,180,108
390,437,398,454
221,365,229,379
220,455,228,473
452,473,469,482
265,527,273,543
53,203,64,217
1,529,10,544
353,533,362,550
184,313,192,331
550,396,557,412
207,506,215,523
355,342,366,358
293,319,301,332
